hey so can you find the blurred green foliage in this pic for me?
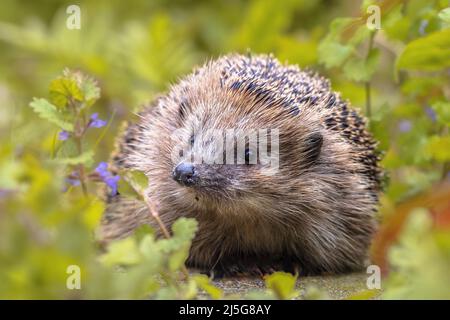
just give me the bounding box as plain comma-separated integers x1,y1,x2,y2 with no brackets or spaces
0,0,449,299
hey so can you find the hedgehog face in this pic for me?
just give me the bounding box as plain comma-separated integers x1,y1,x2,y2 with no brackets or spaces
166,94,323,206
170,123,267,199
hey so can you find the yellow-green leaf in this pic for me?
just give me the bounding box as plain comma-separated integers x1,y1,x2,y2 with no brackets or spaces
396,29,450,71
265,272,299,300
57,150,94,166
49,77,84,108
425,135,450,162
193,274,223,299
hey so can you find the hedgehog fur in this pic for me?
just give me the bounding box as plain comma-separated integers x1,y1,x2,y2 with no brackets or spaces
98,54,383,277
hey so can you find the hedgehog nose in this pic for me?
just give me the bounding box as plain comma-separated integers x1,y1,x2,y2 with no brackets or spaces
173,162,197,186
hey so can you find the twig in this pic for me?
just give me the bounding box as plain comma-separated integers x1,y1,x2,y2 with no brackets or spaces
144,195,171,239
143,193,190,279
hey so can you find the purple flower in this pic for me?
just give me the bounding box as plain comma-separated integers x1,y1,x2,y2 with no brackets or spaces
95,162,120,195
104,175,120,195
89,113,107,128
66,178,81,187
59,131,70,141
419,20,428,35
95,162,109,177
62,172,81,192
425,107,437,122
398,120,412,133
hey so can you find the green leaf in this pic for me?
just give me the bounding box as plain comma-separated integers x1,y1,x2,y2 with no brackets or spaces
193,274,223,299
138,235,163,269
431,101,450,126
265,272,299,300
438,8,450,24
343,48,380,82
425,135,450,162
49,77,84,108
127,170,149,193
29,98,74,131
318,41,353,68
133,224,154,242
396,29,450,71
57,150,94,166
171,217,198,242
100,238,142,267
168,244,190,271
80,75,101,108
157,218,198,271
318,18,356,68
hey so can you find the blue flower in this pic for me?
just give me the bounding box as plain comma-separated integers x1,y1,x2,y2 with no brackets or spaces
95,162,120,195
425,107,437,122
89,113,107,128
59,131,70,141
398,120,412,133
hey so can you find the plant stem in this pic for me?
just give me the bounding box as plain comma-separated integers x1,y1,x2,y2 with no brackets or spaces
144,194,190,279
365,82,372,119
365,30,377,119
74,111,88,197
75,137,88,197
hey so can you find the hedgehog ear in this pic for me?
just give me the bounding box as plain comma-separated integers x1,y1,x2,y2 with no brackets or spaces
303,132,323,165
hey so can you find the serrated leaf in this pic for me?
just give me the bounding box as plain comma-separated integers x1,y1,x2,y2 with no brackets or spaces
81,76,101,108
172,217,198,241
100,238,141,267
49,77,84,108
133,224,154,242
57,150,94,166
156,218,198,271
168,244,190,271
29,98,74,131
158,218,198,253
265,272,299,300
138,235,163,268
396,29,450,71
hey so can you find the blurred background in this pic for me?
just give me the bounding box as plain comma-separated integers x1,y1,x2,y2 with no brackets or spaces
0,0,449,299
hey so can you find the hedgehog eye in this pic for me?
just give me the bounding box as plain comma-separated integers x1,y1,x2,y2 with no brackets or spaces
190,135,195,146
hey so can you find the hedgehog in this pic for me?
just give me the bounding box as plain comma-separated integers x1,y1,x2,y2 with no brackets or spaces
98,54,383,277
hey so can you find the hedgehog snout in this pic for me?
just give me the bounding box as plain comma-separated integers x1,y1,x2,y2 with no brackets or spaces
172,162,198,186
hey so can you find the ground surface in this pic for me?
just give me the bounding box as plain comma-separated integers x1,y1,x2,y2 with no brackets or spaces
212,272,381,299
